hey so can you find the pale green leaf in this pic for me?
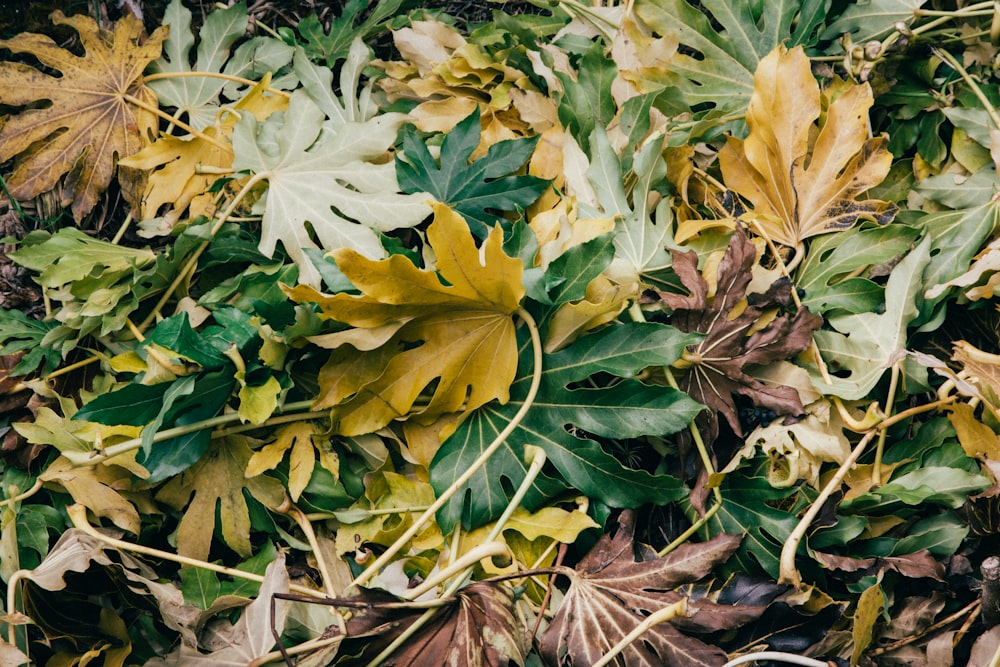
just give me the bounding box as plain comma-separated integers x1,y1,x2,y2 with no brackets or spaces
822,0,925,45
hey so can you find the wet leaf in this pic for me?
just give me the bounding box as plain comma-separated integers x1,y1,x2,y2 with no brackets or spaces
0,11,166,220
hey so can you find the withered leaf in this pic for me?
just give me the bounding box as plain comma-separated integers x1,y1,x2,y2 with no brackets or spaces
313,581,524,666
539,511,758,667
657,226,823,445
0,11,167,221
718,45,896,247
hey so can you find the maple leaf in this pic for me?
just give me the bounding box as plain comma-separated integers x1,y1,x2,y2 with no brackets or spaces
657,226,823,445
155,436,285,562
539,511,761,667
284,203,525,436
718,45,897,247
396,107,550,239
304,581,524,666
231,80,432,287
0,11,167,221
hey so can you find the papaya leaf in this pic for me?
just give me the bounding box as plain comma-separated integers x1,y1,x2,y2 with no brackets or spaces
431,321,702,532
285,203,524,436
0,11,167,220
231,83,432,287
540,511,758,667
718,45,896,247
396,107,550,239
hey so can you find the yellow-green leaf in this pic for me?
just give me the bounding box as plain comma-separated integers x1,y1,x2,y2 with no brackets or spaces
286,202,524,435
245,421,339,502
238,375,282,425
852,581,885,666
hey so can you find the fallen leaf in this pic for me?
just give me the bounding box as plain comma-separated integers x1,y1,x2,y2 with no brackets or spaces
0,11,166,220
718,45,896,248
155,436,286,562
285,203,524,436
540,511,760,666
657,226,823,446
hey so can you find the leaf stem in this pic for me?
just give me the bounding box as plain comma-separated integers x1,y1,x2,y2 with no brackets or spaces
0,480,43,510
872,361,901,486
349,306,544,590
779,429,877,588
592,599,687,667
721,652,831,667
122,93,230,152
932,47,1000,130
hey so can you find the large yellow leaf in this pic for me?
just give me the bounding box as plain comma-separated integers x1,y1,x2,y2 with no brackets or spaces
286,203,524,435
718,45,896,247
0,12,166,221
118,76,287,227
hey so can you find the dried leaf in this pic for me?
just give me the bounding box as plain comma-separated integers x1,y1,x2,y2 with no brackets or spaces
657,226,823,445
286,203,524,436
718,45,896,247
540,511,759,667
0,12,166,220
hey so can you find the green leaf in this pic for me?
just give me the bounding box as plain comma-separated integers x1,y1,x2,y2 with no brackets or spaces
555,41,616,152
396,107,549,239
544,233,615,305
232,87,431,287
796,224,920,315
0,309,61,376
810,237,932,400
291,0,404,67
704,471,801,578
73,382,172,426
822,0,924,45
143,312,226,369
918,168,998,209
9,228,155,288
180,566,222,610
920,201,1000,303
431,322,703,532
891,512,969,558
633,0,829,118
842,467,991,512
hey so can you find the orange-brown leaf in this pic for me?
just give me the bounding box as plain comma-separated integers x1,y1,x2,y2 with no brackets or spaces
0,12,167,220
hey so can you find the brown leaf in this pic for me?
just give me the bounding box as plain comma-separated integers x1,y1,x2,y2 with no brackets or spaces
657,226,823,446
307,581,524,666
718,45,896,247
539,511,757,667
0,12,166,220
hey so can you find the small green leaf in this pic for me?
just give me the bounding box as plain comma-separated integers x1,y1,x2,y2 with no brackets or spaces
555,41,616,152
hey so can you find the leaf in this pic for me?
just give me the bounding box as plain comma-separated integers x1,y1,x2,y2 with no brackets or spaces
150,552,290,666
232,77,432,287
431,321,703,532
0,11,166,220
396,107,549,238
246,421,339,502
539,511,759,667
810,237,931,399
39,457,143,535
291,0,404,67
629,0,829,117
719,45,896,247
318,582,524,666
0,308,61,376
147,0,293,130
285,203,524,436
555,41,617,152
924,206,1000,302
852,582,885,666
119,76,288,226
657,226,823,445
823,0,925,44
334,471,442,555
154,436,285,562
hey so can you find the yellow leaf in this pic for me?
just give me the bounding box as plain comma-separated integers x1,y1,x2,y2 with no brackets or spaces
156,437,285,561
285,203,524,435
238,375,281,425
334,472,442,555
40,457,143,535
120,76,287,226
245,422,338,503
949,402,1000,461
545,275,629,352
0,12,166,221
718,46,896,247
852,581,885,666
